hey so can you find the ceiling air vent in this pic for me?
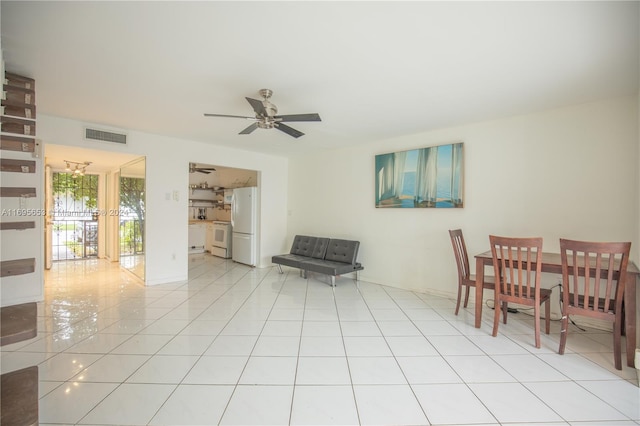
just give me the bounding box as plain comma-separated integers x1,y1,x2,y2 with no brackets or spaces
85,127,127,145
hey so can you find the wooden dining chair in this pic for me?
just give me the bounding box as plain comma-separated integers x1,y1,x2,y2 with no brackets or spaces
489,235,551,348
558,238,631,370
449,229,494,315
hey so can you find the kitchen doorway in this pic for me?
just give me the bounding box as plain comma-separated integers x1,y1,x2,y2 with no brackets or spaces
188,162,259,263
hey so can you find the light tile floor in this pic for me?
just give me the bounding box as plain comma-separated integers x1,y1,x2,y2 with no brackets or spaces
2,255,639,425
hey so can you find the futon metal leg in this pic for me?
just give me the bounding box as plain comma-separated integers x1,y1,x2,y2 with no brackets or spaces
300,269,307,279
330,276,335,287
277,264,283,274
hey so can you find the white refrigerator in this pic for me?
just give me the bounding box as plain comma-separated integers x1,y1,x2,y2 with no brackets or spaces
231,186,257,266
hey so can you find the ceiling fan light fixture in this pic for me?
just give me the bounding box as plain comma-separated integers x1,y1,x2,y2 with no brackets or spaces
203,89,321,138
65,160,92,175
257,121,274,130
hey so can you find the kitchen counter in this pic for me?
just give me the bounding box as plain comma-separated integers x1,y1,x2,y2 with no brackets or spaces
189,220,214,224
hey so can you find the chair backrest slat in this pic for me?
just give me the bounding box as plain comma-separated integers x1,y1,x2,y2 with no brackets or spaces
571,251,581,309
490,235,542,300
449,229,470,280
560,238,630,315
603,254,615,311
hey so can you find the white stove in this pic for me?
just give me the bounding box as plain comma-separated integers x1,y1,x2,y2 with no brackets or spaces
211,221,232,258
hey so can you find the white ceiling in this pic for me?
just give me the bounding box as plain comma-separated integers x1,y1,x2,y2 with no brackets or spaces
2,1,638,158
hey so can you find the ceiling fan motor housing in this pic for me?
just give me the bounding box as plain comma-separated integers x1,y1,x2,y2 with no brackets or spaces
259,88,277,117
261,100,277,117
257,121,275,129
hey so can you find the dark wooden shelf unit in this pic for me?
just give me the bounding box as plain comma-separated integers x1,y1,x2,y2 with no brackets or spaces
2,99,36,119
0,187,36,198
4,72,35,91
3,84,35,106
0,116,36,136
0,365,39,425
2,72,36,132
0,302,37,346
0,222,36,231
0,258,36,277
0,135,36,153
0,159,36,173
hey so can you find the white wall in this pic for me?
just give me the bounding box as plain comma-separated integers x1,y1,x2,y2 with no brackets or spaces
17,97,639,297
288,96,639,297
38,114,289,285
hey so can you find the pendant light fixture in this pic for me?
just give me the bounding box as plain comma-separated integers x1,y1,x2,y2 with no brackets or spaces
64,160,92,178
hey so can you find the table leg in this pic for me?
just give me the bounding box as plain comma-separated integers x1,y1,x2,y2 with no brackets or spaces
475,258,484,328
624,271,636,368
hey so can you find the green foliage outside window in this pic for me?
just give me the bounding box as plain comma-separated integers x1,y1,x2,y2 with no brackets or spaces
52,173,98,209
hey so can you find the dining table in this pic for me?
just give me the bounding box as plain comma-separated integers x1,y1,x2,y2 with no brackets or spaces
474,250,640,368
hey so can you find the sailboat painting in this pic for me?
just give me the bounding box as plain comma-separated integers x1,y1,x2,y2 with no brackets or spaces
375,142,464,208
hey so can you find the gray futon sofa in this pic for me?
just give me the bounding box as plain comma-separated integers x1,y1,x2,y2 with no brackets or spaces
272,235,364,286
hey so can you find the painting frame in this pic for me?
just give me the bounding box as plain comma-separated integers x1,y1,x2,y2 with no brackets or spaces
375,142,464,208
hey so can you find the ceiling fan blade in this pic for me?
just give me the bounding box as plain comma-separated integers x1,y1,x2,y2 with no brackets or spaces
204,113,255,120
190,162,216,174
275,113,321,122
245,97,267,117
275,123,304,138
239,122,259,135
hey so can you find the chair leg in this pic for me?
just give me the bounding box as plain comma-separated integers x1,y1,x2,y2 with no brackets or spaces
533,304,541,349
502,302,508,324
544,299,550,334
455,284,462,315
558,314,569,355
492,297,501,337
463,284,470,308
613,317,622,370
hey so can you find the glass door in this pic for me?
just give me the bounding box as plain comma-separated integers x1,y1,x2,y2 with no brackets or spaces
51,172,99,261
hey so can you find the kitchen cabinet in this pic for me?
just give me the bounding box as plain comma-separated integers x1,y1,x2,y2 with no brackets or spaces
188,223,206,253
205,223,214,253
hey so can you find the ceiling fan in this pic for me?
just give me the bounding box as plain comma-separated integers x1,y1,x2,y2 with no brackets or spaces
204,89,321,138
189,162,216,174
